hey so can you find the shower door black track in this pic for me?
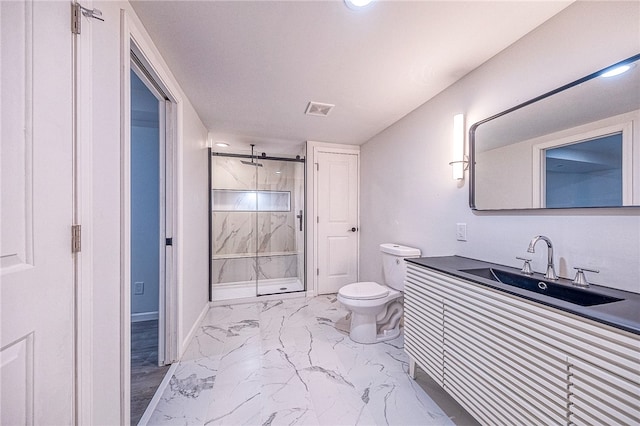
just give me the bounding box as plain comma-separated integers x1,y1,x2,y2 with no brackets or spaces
211,151,306,163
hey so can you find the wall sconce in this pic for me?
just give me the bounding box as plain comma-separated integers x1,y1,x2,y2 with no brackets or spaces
449,113,469,180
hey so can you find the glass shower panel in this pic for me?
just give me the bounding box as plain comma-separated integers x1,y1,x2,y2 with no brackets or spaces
210,154,305,301
255,159,305,296
210,156,257,301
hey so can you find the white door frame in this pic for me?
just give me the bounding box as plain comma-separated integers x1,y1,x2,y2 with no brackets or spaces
74,2,94,423
120,10,181,424
130,57,170,366
306,142,360,296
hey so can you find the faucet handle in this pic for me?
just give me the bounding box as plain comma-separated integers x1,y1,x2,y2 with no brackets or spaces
516,257,533,276
572,267,599,288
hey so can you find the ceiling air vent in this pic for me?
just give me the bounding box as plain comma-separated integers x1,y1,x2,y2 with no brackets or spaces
305,101,334,117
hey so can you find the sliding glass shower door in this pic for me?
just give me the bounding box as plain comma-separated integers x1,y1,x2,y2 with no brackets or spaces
209,152,305,301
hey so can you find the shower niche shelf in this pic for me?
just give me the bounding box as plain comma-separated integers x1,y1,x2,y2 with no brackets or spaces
212,189,291,212
212,251,302,260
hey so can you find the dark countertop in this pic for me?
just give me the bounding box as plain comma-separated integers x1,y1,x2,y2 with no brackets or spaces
407,256,640,336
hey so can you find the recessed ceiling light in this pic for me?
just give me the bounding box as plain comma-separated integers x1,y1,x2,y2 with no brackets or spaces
215,142,230,147
345,0,373,9
600,64,633,78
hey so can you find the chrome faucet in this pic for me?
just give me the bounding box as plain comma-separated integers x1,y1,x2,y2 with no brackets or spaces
527,235,558,280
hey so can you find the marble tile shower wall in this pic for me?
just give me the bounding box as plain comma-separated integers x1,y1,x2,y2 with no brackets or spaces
212,255,299,284
211,157,304,285
212,156,302,192
213,212,295,256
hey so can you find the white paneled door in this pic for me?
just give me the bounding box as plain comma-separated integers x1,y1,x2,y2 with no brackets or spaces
1,1,75,424
316,151,359,294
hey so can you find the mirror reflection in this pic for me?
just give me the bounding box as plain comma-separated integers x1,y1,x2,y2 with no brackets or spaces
470,54,640,210
545,133,622,208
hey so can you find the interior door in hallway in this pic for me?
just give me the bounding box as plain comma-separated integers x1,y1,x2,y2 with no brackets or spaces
316,151,359,294
1,2,75,424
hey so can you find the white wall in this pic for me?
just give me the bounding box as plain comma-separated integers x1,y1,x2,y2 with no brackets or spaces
177,98,209,354
360,1,640,294
87,2,209,422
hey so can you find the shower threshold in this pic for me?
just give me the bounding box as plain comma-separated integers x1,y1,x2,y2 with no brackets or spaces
212,277,304,301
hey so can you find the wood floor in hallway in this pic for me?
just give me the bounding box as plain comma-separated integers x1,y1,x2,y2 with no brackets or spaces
131,319,170,425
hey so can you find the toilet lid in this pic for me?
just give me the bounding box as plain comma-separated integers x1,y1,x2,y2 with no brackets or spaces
339,282,389,300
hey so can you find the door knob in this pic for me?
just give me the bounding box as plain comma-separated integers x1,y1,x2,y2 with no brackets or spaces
348,227,358,232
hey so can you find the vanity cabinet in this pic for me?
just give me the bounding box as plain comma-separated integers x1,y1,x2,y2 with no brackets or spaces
405,263,640,425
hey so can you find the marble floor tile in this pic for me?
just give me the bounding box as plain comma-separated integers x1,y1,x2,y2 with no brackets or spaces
145,295,475,426
147,358,217,425
181,324,228,362
204,369,262,425
203,303,259,327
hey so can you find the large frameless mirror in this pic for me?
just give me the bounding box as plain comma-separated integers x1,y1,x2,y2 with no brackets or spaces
470,54,640,210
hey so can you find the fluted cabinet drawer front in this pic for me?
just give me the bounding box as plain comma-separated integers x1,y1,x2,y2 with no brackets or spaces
405,266,445,386
435,276,568,425
445,309,568,425
416,268,638,378
568,357,640,426
405,264,568,425
404,319,441,380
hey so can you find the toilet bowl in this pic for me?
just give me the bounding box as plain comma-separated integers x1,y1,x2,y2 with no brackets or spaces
337,243,421,344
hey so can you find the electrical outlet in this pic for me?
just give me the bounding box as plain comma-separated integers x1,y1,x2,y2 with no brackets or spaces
134,281,144,295
456,223,467,241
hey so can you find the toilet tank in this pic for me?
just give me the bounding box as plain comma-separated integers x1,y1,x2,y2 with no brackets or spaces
380,243,421,291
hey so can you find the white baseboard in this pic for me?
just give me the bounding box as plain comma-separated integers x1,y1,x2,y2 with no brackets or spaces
131,311,159,322
179,303,209,358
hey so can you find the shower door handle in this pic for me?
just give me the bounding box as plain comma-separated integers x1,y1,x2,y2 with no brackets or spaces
297,210,303,231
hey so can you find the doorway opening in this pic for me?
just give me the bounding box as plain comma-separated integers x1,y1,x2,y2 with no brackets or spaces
209,150,306,302
129,54,173,424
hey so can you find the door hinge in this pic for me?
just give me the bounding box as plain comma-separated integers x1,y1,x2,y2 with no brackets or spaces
71,3,104,35
71,3,81,34
317,216,319,223
315,163,319,171
317,268,319,276
72,224,82,253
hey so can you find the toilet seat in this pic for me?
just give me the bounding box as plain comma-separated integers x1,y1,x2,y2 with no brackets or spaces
337,243,420,344
338,282,389,300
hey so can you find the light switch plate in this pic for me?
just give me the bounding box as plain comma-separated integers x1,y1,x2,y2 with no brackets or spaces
456,223,467,241
134,281,144,295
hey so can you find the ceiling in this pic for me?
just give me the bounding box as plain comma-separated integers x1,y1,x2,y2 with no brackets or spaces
130,0,572,154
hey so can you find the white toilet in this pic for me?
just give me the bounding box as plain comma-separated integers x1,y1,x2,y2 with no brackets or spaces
337,243,421,344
